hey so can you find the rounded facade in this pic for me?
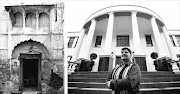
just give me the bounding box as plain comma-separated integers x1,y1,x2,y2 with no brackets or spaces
73,5,177,72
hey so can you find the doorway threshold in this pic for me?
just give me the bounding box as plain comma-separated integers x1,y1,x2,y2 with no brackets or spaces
22,88,39,94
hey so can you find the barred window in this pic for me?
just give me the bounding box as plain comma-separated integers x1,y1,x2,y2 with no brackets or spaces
95,36,102,47
169,35,176,47
145,35,153,46
117,35,129,46
175,35,180,47
68,37,75,48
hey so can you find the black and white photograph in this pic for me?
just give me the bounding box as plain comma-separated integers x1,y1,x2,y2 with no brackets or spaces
0,0,180,94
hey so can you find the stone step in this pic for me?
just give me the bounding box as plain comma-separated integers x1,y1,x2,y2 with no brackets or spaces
69,74,180,78
68,72,180,94
68,87,180,94
71,71,174,75
68,81,180,89
68,77,180,83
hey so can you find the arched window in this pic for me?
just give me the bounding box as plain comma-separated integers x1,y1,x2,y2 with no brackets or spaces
14,12,23,27
39,12,50,28
25,12,36,28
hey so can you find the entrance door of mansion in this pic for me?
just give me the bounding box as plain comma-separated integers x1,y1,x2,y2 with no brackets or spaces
20,53,41,90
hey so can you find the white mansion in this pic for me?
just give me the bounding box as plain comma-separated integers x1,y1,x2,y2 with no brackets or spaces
67,5,180,73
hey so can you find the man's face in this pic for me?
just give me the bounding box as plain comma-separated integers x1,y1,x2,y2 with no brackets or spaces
121,49,131,61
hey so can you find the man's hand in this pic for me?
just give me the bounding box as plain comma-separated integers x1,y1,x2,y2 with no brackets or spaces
106,79,113,88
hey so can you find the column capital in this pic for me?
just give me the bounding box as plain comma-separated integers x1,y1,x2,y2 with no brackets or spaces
162,26,167,30
91,18,96,22
131,11,137,15
150,16,156,21
108,12,114,15
36,13,39,18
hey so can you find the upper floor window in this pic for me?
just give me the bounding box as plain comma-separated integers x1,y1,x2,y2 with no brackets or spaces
74,37,79,48
95,36,102,47
13,12,23,27
145,35,153,46
68,37,75,48
116,35,129,47
177,54,180,60
169,35,176,47
25,12,36,28
175,35,180,47
39,12,50,28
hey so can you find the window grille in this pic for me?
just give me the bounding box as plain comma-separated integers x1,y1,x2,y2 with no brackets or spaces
117,35,129,46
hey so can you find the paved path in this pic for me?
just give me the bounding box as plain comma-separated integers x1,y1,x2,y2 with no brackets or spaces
22,88,39,94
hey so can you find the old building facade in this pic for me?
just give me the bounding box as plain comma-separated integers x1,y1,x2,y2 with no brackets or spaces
0,3,64,93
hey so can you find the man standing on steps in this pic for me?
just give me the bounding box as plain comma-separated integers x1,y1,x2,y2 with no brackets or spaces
106,47,141,94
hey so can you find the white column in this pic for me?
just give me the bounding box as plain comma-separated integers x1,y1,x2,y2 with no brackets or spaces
71,28,86,61
131,12,141,55
151,17,166,57
78,19,96,59
104,12,114,55
162,26,178,60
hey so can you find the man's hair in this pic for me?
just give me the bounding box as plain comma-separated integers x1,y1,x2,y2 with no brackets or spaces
121,47,132,54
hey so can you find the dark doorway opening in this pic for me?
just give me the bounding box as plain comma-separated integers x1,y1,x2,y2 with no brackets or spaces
23,59,38,88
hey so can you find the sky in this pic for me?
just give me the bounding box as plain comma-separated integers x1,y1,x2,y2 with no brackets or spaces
1,0,180,32
64,0,180,32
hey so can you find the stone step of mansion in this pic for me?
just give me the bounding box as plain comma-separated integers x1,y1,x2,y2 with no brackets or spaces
68,71,180,94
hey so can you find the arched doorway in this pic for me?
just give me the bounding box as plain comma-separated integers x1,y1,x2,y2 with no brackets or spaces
11,40,50,91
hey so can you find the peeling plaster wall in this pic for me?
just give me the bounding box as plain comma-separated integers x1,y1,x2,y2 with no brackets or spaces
0,3,64,93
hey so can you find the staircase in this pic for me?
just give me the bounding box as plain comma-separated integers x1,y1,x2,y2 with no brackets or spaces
68,71,180,94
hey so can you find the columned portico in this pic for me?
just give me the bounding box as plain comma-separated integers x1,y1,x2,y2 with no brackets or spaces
68,5,180,73
78,19,96,59
151,17,167,57
104,12,114,54
162,26,178,60
131,11,141,55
